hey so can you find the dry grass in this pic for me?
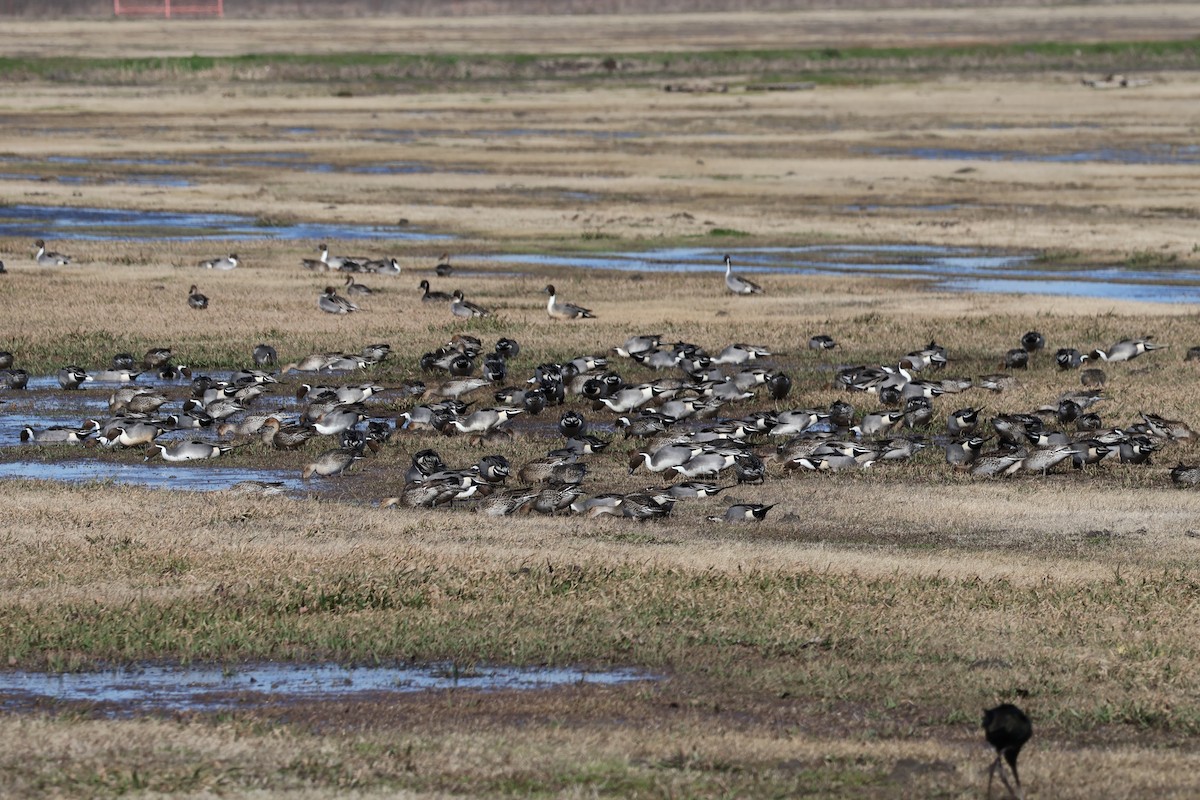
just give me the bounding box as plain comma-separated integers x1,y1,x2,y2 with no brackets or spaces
3,8,1200,798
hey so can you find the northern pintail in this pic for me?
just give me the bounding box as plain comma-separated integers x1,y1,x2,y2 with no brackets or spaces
712,343,771,365
0,352,11,369
98,422,162,448
558,410,587,438
969,453,1023,477
808,334,837,350
57,365,89,390
1,368,28,389
143,347,173,369
476,488,539,516
1003,349,1028,369
543,285,595,320
707,503,775,523
303,445,365,479
982,704,1031,800
947,406,984,437
1171,463,1200,487
318,286,358,314
20,422,98,445
362,257,400,275
198,254,238,270
451,407,523,435
34,239,70,265
628,444,700,475
344,275,373,296
528,484,586,515
418,280,453,302
260,417,317,450
450,290,491,318
1020,331,1045,352
253,344,278,367
146,441,234,461
518,455,586,485
670,450,737,480
314,243,362,272
188,285,209,310
434,252,453,276
1091,336,1161,362
723,254,763,295
1055,347,1088,369
945,436,990,467
1117,436,1155,464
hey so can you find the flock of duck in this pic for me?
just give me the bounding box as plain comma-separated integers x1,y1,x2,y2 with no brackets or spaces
3,269,1199,521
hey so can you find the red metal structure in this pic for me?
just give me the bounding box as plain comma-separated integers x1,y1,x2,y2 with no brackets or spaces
114,0,223,17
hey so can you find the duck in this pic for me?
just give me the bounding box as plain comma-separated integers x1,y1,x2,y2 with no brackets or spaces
315,242,362,272
344,275,373,296
1091,336,1161,363
418,280,453,302
0,260,5,273
723,254,763,295
476,488,539,516
628,445,700,475
34,239,70,266
435,252,453,276
1021,331,1045,352
198,253,238,270
318,286,358,314
707,503,775,523
146,441,234,461
143,347,174,369
302,445,365,479
188,285,209,310
362,256,400,274
452,407,523,435
1,368,28,390
98,422,163,448
260,417,317,450
543,284,594,320
20,423,97,445
450,290,491,318
253,344,278,367
1170,463,1200,487
57,365,90,390
808,334,837,350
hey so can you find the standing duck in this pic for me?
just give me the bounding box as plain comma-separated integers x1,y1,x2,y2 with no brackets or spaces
543,285,594,320
723,254,763,295
188,285,209,310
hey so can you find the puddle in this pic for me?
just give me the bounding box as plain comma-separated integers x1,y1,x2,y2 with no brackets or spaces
0,460,305,493
0,204,448,242
491,245,1200,304
867,144,1200,165
0,662,652,715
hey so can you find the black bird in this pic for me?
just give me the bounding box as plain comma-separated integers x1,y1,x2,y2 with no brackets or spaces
982,703,1032,800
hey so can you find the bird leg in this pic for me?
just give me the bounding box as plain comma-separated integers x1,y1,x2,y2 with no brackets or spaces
995,758,1023,800
987,756,998,800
